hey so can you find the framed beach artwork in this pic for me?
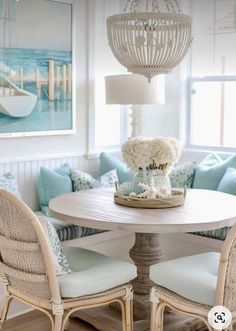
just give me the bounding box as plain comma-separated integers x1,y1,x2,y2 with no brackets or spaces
0,0,74,138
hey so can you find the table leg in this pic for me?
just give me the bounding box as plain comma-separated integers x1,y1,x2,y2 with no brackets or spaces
129,233,164,319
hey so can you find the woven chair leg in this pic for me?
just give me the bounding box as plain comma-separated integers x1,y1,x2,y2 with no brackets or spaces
150,300,158,331
0,296,13,329
150,302,165,331
52,315,63,331
64,313,69,331
123,298,133,331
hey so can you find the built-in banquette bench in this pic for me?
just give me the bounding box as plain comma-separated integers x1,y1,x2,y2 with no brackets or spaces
1,151,235,247
1,150,235,319
0,153,115,244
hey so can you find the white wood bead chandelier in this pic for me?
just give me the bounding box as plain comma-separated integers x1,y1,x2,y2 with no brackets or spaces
107,0,192,81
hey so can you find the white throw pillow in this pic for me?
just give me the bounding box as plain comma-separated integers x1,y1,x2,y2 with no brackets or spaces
39,216,71,276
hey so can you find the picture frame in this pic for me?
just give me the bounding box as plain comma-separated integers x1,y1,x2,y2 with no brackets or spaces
0,0,75,138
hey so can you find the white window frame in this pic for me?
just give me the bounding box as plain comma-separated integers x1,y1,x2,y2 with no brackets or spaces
186,75,236,153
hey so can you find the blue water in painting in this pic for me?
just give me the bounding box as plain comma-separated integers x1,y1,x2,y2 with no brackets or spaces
0,48,72,134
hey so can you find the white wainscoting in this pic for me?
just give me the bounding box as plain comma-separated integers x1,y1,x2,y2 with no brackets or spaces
0,153,100,211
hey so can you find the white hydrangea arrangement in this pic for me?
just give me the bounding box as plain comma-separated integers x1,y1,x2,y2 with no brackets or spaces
120,136,182,199
122,136,181,173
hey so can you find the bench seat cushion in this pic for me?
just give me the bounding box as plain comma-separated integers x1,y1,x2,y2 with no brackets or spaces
193,227,230,241
35,211,104,242
58,247,137,298
150,252,220,306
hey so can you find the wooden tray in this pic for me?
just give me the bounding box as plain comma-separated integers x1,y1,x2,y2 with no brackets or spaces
114,189,186,209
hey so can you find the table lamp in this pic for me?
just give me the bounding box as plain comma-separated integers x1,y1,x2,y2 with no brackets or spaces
105,74,165,137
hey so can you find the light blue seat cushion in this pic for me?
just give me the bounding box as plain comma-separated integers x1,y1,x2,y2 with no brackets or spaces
37,164,73,212
150,252,220,306
99,152,134,184
193,154,236,190
217,167,236,195
58,247,137,298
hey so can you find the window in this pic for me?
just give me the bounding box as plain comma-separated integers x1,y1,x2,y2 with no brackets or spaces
187,0,236,150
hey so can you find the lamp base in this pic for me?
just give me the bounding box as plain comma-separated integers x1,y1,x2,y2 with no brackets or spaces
130,105,141,137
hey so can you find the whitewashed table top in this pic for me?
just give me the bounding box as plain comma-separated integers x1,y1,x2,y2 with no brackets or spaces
49,188,236,233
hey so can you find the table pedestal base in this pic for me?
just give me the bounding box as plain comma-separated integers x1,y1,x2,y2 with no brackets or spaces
130,233,164,319
133,293,151,320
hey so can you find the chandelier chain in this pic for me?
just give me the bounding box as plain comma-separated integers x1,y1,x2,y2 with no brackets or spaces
172,0,181,13
123,0,181,13
164,0,176,13
123,0,139,13
152,0,160,12
146,0,150,11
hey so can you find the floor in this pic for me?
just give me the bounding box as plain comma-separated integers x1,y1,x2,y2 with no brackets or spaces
3,309,209,331
4,310,96,331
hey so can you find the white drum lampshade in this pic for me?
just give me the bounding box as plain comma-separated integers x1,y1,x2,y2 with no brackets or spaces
105,74,165,105
105,74,165,137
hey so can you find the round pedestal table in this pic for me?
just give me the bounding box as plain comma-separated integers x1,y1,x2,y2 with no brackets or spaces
49,188,236,331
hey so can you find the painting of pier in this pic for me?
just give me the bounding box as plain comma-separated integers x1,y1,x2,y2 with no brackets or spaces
0,0,73,137
12,60,72,102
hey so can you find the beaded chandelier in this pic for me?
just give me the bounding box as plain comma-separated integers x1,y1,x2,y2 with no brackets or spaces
107,0,192,82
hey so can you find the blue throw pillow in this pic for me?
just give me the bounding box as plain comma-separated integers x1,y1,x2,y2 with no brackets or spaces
217,167,236,195
192,154,236,190
37,164,72,211
99,152,134,184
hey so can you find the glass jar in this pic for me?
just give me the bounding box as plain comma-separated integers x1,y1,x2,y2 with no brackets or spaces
151,170,171,197
132,168,150,194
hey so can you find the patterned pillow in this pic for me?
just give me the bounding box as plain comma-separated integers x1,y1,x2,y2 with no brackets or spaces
0,173,21,198
71,169,118,191
100,169,119,187
39,216,71,276
169,162,196,188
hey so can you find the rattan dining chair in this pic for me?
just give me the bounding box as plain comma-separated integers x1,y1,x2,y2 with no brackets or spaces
150,221,236,331
0,189,135,331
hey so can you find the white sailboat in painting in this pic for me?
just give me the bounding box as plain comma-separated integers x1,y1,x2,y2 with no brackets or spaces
0,74,37,118
0,0,37,118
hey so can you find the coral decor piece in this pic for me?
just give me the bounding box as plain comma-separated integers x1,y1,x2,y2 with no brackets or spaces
138,177,159,199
